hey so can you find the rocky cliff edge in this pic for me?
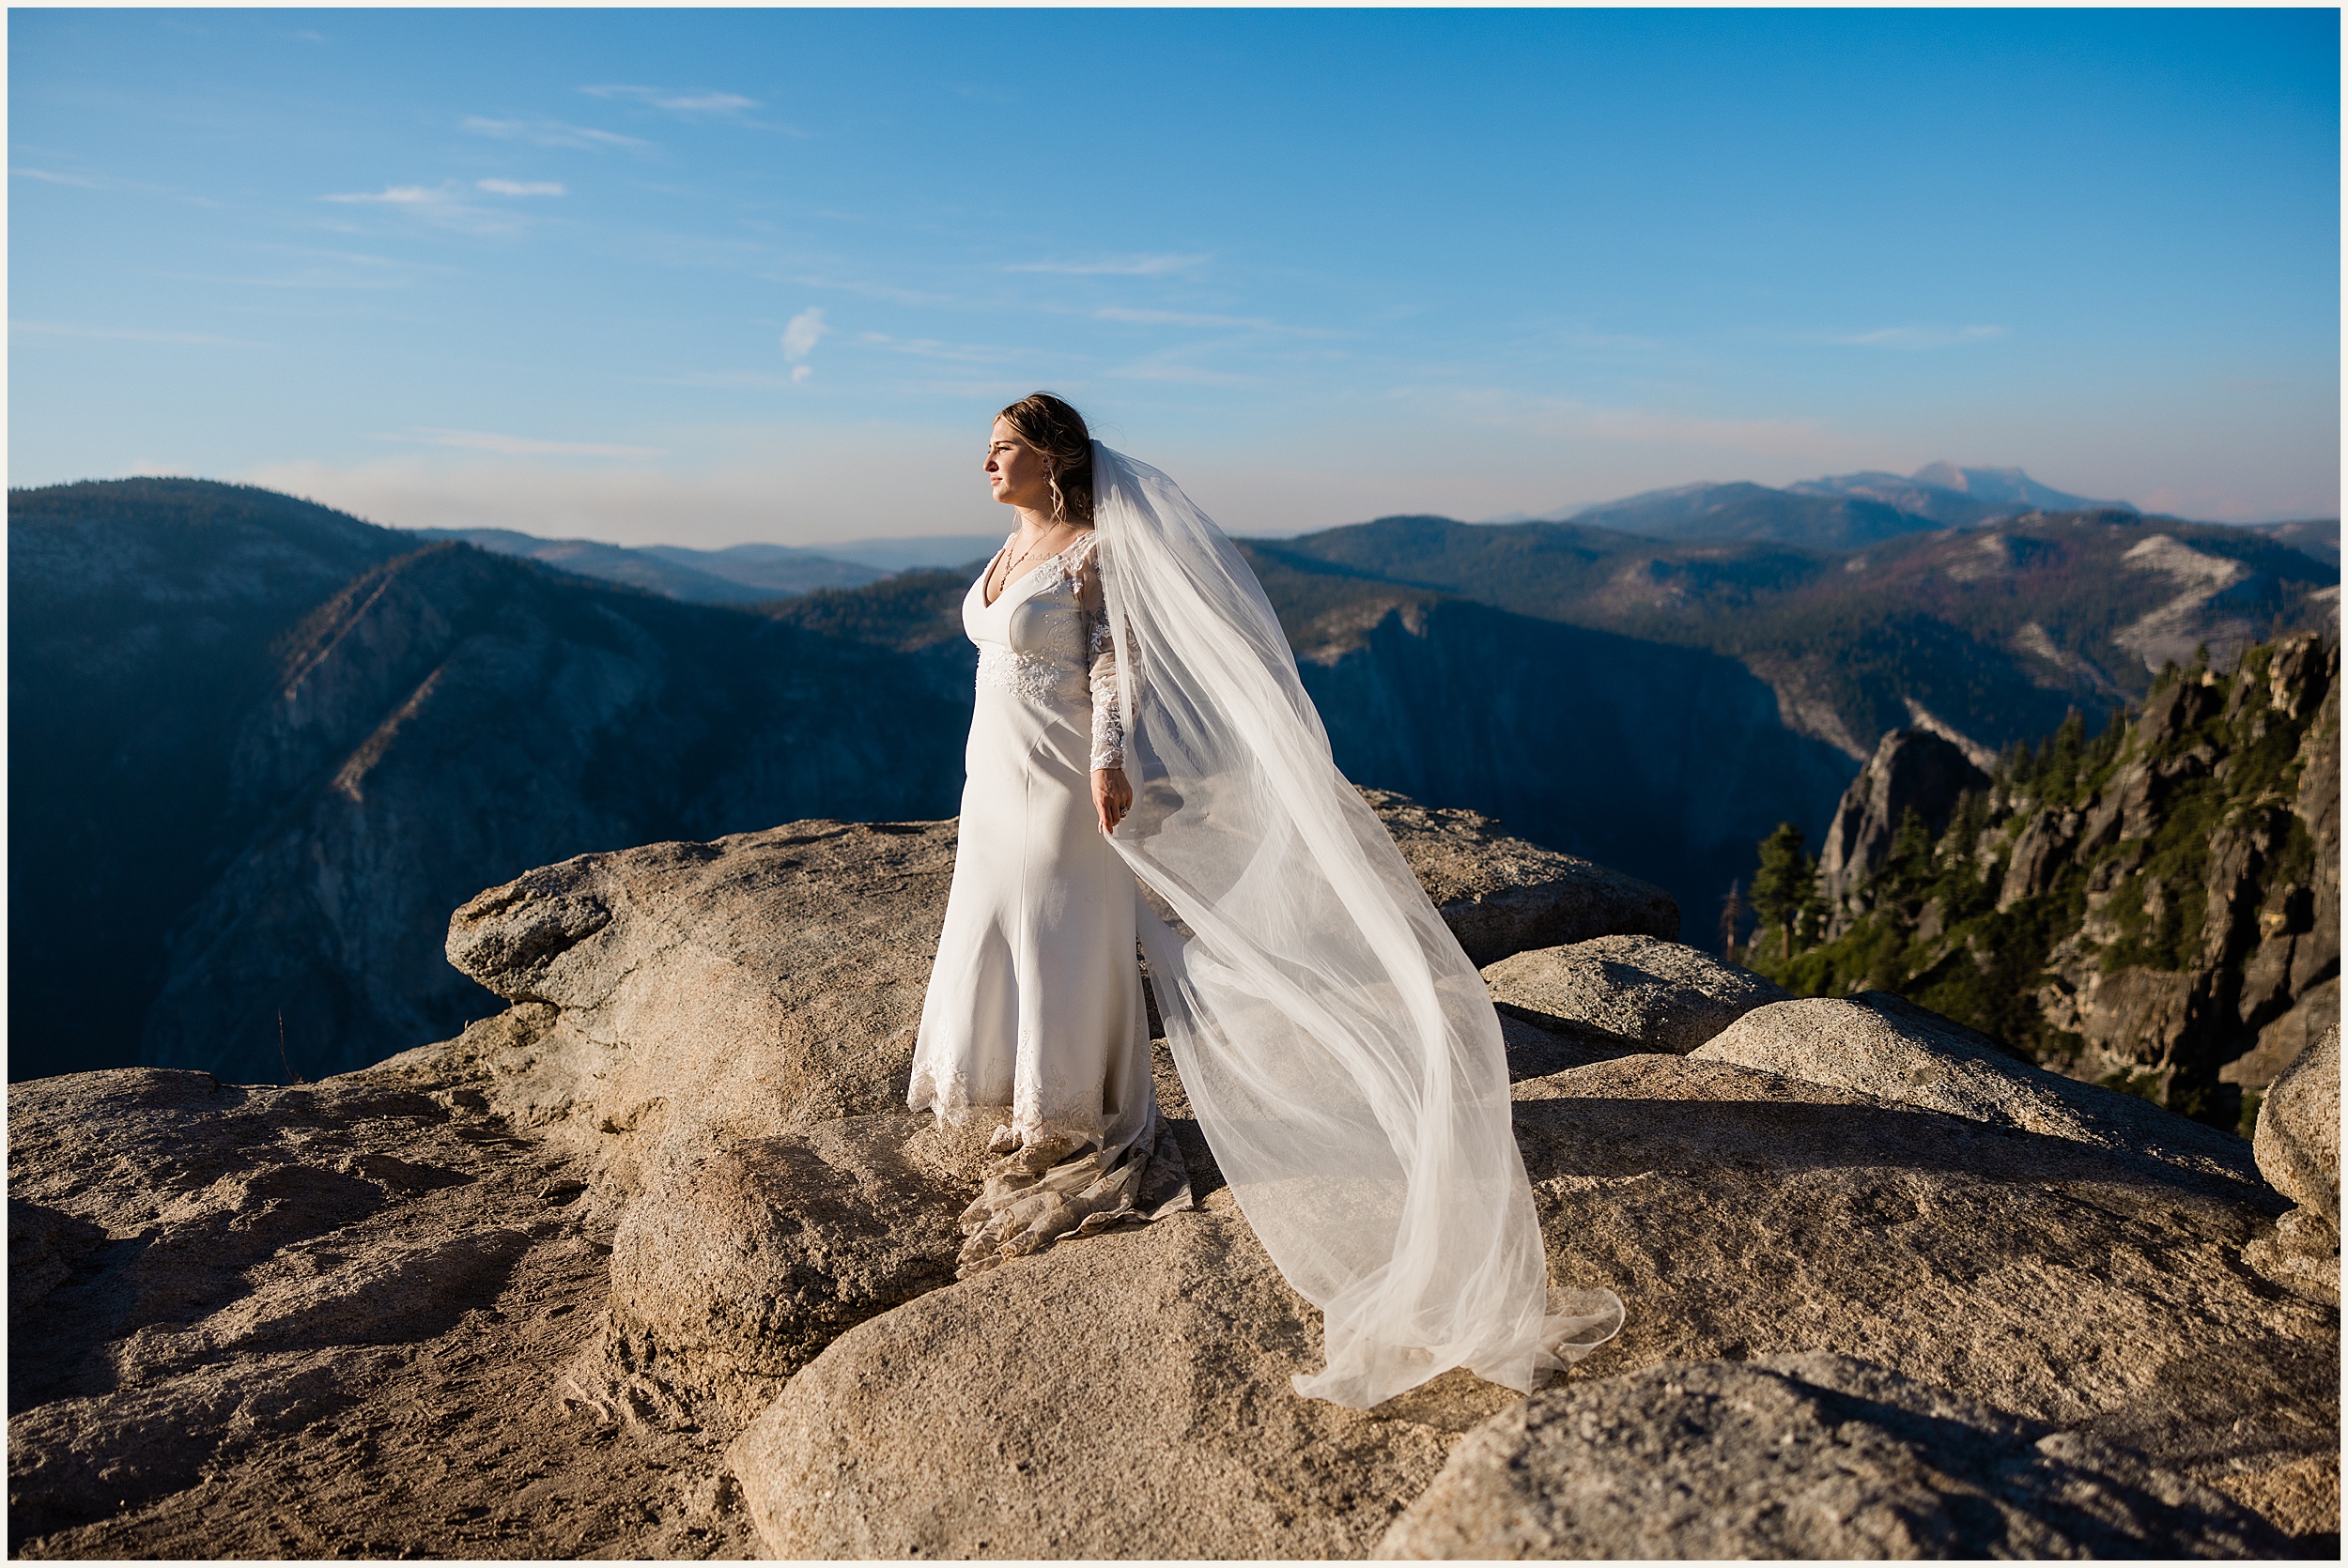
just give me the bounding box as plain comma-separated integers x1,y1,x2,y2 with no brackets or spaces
8,794,2336,1559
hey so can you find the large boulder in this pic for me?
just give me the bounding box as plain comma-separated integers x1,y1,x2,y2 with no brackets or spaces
726,1208,1506,1560
567,1113,987,1433
407,821,962,1207
1690,991,2262,1193
1481,936,1786,1053
394,797,1679,1205
2256,1022,2340,1222
1512,1051,2337,1538
1376,1353,2288,1560
2245,1022,2341,1306
727,1033,2339,1559
1360,791,1679,961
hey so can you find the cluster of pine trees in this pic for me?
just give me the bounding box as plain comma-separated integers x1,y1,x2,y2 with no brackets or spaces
1733,634,2335,1132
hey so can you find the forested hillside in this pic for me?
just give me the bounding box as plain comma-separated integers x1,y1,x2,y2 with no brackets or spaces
1742,634,2340,1135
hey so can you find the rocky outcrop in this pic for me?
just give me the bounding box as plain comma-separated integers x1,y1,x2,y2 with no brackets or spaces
572,1114,987,1430
5,1066,751,1558
2245,1023,2341,1306
397,795,1676,1208
1691,991,2263,1193
2257,1023,2342,1222
1481,936,1786,1053
1377,1354,2288,1560
727,1209,1486,1560
1512,1050,2336,1542
1757,632,2341,1132
14,802,2340,1557
1360,791,1679,958
1817,727,1991,930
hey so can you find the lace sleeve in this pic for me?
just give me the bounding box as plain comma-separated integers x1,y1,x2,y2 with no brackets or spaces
1074,542,1126,771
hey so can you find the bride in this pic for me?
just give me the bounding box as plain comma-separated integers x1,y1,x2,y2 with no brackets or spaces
908,392,1621,1409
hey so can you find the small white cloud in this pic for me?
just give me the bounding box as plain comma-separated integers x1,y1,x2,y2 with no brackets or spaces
791,365,813,384
1834,325,2009,350
461,115,644,149
404,428,666,459
477,178,565,196
321,185,441,205
581,84,759,115
1008,254,1208,276
781,307,828,364
13,166,106,189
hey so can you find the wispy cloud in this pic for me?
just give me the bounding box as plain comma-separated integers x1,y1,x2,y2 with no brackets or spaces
780,307,828,382
11,165,219,206
461,115,644,150
159,248,439,291
322,185,442,207
476,178,565,196
780,273,960,309
397,428,667,459
1105,352,1251,386
13,165,107,189
857,331,1022,366
319,183,538,235
1091,305,1344,338
1831,324,2009,350
1007,254,1209,277
10,320,254,346
582,84,759,115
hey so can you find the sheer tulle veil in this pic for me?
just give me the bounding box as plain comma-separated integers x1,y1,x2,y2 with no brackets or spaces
1089,442,1624,1408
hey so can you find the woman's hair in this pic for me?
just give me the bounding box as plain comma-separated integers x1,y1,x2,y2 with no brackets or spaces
996,392,1094,525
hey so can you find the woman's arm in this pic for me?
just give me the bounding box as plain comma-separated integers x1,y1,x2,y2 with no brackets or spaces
1076,546,1132,835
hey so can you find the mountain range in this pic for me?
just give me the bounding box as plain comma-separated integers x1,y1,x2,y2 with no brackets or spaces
8,475,2337,1087
404,465,2324,610
1526,462,2135,548
403,528,1004,605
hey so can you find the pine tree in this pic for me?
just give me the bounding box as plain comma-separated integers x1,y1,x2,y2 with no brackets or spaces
1719,879,1749,961
1750,822,1811,961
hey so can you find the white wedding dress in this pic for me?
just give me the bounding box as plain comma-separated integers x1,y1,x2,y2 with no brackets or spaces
912,448,1622,1408
909,530,1193,1274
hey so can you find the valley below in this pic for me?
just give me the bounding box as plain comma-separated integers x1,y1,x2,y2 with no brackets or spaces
9,478,2336,1088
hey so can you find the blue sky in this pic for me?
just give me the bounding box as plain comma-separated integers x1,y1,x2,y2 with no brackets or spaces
8,6,2340,546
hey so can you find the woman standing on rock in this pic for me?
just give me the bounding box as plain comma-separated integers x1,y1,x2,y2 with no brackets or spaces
910,392,1621,1409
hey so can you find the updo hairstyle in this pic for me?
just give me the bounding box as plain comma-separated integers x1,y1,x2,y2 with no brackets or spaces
996,392,1094,526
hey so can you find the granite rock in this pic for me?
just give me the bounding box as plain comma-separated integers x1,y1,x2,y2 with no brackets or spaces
1482,936,1786,1054
1691,990,2263,1193
1377,1353,2289,1560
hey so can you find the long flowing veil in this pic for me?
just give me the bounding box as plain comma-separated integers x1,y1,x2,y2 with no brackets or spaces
1089,442,1623,1408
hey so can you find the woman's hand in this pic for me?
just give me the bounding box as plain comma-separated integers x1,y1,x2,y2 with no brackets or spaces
1093,766,1133,835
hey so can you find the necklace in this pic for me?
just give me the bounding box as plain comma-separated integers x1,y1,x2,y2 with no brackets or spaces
989,520,1077,602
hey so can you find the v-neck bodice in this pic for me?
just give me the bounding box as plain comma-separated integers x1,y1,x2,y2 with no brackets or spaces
957,528,1124,770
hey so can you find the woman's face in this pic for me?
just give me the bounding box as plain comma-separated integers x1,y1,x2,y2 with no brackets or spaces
984,418,1054,512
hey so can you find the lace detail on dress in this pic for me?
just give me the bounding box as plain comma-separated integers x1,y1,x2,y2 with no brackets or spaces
1073,536,1128,771
975,644,1073,704
953,1108,1194,1278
